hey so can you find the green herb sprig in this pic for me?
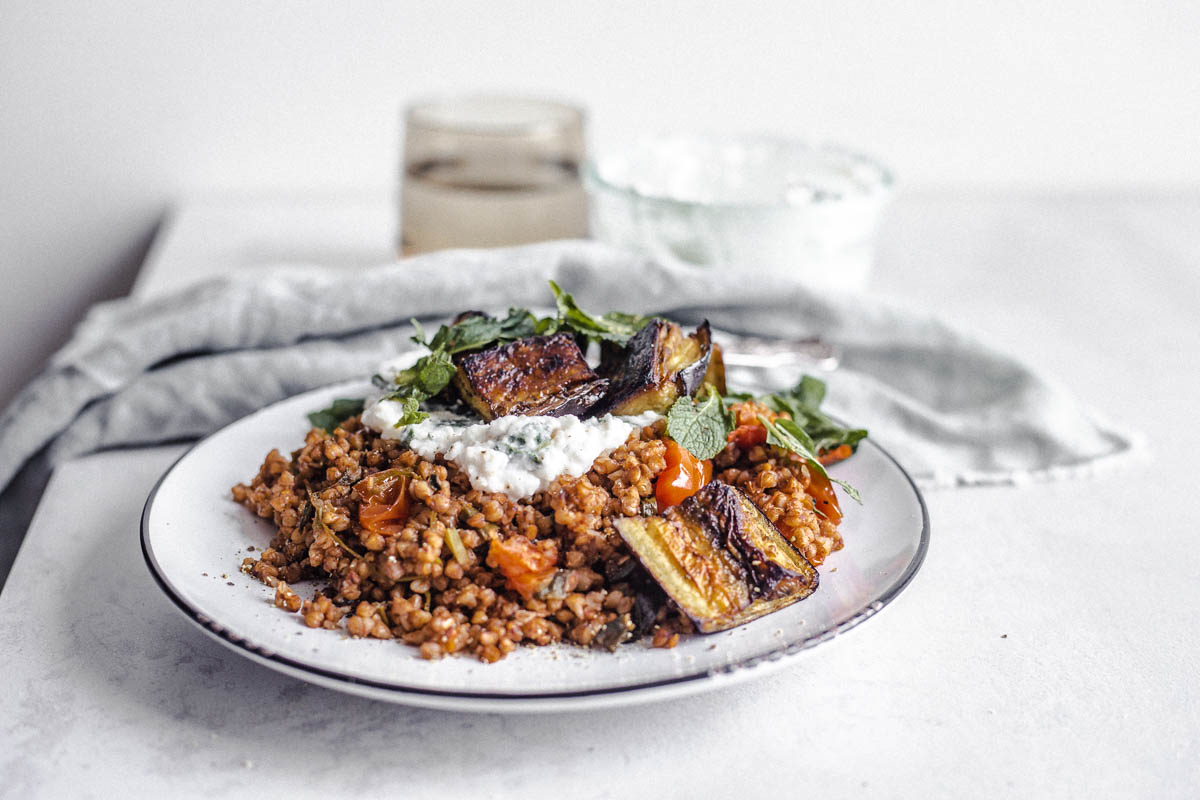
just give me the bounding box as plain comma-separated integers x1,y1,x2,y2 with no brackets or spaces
759,375,868,456
665,375,865,503
414,308,540,354
757,414,862,503
539,280,653,344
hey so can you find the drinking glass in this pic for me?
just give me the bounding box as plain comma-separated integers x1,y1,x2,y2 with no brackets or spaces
400,95,589,255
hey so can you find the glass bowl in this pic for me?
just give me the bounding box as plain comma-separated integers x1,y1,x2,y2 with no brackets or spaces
585,135,893,292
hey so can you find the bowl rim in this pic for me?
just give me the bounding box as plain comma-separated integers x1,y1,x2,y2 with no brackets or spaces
584,133,895,211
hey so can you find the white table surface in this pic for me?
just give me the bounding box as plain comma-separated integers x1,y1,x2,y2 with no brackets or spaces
3,193,1198,798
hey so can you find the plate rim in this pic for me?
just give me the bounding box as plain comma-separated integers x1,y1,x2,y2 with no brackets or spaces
140,381,930,706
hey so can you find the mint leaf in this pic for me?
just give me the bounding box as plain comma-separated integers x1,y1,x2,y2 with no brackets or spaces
667,389,733,460
409,317,429,347
497,307,540,340
428,316,501,353
385,352,455,404
423,308,538,355
534,315,563,336
600,309,654,333
547,280,652,344
795,375,826,408
391,396,428,427
764,415,818,454
829,474,861,504
307,397,364,431
413,349,456,396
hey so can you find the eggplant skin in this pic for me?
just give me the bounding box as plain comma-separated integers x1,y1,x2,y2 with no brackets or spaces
614,481,817,633
453,333,609,420
684,481,814,599
700,339,726,395
593,319,724,416
675,321,715,396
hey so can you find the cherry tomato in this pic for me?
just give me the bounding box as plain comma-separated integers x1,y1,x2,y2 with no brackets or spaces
818,444,853,466
731,401,763,427
355,469,411,534
805,468,843,525
488,537,557,600
727,400,786,450
656,440,713,512
728,423,767,449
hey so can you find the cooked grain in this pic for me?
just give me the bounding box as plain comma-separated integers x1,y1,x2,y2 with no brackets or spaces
233,412,841,662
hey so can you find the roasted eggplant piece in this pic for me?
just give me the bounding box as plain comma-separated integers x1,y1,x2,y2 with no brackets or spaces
675,321,717,397
453,332,609,419
697,335,725,396
593,319,726,416
614,481,817,633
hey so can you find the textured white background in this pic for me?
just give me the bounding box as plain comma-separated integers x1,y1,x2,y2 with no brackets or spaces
1,1,1197,409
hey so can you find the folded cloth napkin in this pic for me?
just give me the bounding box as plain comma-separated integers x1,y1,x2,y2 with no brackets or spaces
0,240,1139,511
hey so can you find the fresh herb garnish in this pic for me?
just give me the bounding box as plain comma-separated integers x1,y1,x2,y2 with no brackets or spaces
757,414,862,503
391,348,456,397
760,376,868,455
666,375,863,503
497,425,553,464
389,396,429,427
376,284,649,431
540,280,653,344
419,308,539,354
666,388,733,461
307,397,365,431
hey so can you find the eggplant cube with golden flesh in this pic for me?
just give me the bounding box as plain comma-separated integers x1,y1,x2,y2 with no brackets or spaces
594,319,726,416
453,332,610,420
614,481,818,633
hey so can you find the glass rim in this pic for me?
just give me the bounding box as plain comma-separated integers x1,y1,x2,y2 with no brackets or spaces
405,94,585,138
584,134,895,211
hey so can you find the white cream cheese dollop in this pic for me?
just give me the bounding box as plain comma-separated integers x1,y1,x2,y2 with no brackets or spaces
360,400,660,500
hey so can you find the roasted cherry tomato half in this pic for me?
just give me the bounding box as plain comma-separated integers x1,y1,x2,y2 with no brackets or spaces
354,468,411,534
488,537,557,600
728,423,768,449
805,468,843,525
818,444,853,466
656,440,713,512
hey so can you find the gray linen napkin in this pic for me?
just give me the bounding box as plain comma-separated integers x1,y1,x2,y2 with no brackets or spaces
0,240,1139,505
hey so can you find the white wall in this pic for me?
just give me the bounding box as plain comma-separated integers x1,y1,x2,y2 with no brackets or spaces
1,0,1197,410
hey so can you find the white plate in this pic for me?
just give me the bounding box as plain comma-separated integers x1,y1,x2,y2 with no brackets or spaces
142,377,929,712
